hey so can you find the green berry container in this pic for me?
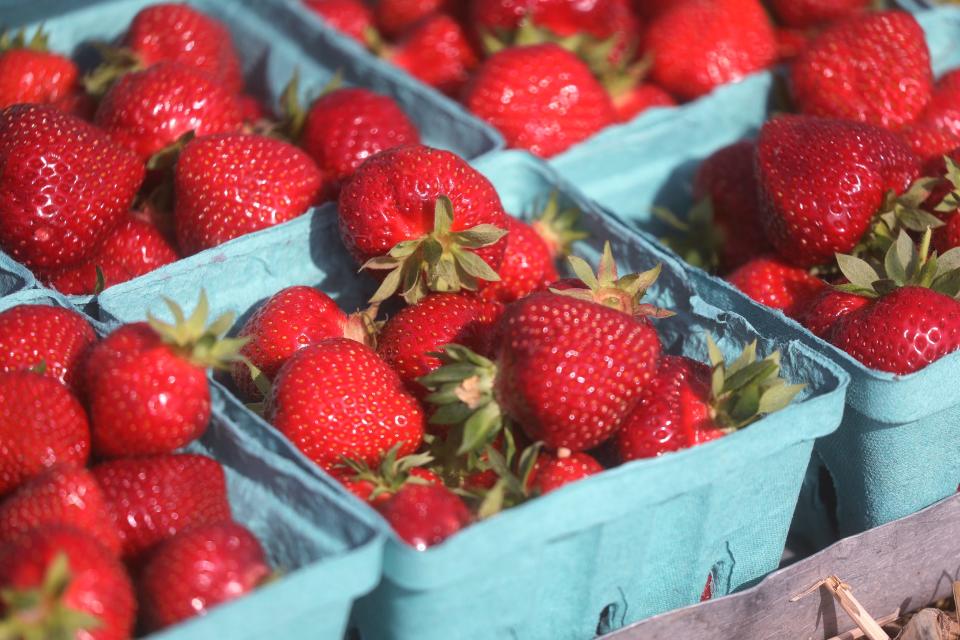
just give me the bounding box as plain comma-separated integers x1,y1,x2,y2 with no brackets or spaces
97,150,848,639
550,7,960,543
0,287,385,640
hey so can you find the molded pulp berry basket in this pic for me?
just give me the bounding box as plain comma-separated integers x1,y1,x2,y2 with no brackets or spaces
97,150,849,639
0,0,503,300
0,286,385,640
0,253,34,298
552,7,960,541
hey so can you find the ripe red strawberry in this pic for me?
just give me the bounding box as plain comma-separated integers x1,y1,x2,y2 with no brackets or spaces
376,0,450,38
726,255,825,319
0,526,135,640
476,216,559,303
463,43,616,158
471,0,641,71
336,446,440,506
378,483,471,550
529,449,602,495
692,140,771,272
913,70,960,143
0,464,121,555
300,87,419,196
266,338,425,472
123,3,243,93
43,216,179,295
93,454,231,559
175,133,323,255
646,0,776,100
377,293,503,397
827,230,960,373
774,28,810,64
791,12,932,131
0,372,90,496
0,29,78,108
85,295,245,457
338,145,509,304
798,287,870,339
231,286,377,401
94,63,243,160
757,115,919,267
899,121,960,166
616,342,802,462
0,304,96,394
424,246,666,452
138,522,271,630
769,0,869,29
305,0,377,44
0,104,144,272
386,14,478,96
612,84,676,123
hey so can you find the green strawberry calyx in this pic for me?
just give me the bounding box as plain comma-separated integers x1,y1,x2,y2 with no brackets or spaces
653,199,725,273
705,336,805,432
81,43,143,97
420,344,504,457
147,290,248,370
858,175,944,258
552,241,675,318
362,196,508,305
336,444,435,502
836,228,960,299
529,191,589,259
276,68,344,141
341,302,382,349
465,435,542,521
0,552,102,640
0,26,54,54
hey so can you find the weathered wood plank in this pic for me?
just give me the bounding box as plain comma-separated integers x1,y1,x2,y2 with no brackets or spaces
604,493,960,640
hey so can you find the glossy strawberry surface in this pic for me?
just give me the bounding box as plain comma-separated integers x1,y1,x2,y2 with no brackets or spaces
378,483,471,550
477,216,559,303
0,49,77,108
798,287,870,339
530,450,603,494
305,0,377,43
726,255,825,319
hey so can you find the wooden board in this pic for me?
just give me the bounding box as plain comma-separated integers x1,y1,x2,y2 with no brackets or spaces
603,492,960,640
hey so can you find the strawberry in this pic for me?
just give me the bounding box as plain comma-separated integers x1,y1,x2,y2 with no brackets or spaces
756,115,919,267
231,286,378,401
123,3,243,93
0,28,78,108
726,255,825,319
919,70,960,139
376,0,450,38
769,0,869,29
266,338,425,472
423,244,665,453
0,304,97,394
828,230,960,374
774,28,810,64
529,449,602,495
615,342,802,461
138,522,271,630
338,145,509,304
612,83,676,123
463,43,616,158
899,122,960,166
798,287,870,339
378,483,471,550
790,11,932,131
377,293,503,397
385,14,478,96
476,217,559,303
0,372,90,497
174,133,323,255
645,0,776,100
0,464,121,555
0,104,144,272
84,294,246,457
691,140,771,272
336,446,440,506
0,526,135,640
43,216,179,295
300,87,419,196
94,62,244,161
93,453,231,559
305,0,378,44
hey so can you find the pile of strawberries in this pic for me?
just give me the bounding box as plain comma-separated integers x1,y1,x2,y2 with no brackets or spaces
306,0,871,157
0,3,423,295
0,300,274,637
661,9,960,376
221,143,804,550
